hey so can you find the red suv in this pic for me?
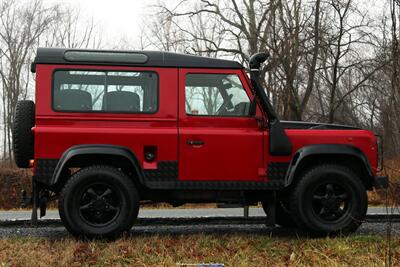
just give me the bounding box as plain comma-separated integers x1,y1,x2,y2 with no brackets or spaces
13,48,388,238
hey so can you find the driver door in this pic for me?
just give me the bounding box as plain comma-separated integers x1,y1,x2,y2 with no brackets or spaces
178,68,264,182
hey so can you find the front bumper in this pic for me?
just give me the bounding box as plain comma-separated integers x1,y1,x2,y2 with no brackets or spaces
373,176,389,189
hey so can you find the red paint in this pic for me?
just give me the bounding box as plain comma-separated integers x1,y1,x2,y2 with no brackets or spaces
33,64,379,182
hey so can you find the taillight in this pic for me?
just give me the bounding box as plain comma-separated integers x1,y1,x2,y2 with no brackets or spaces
29,159,35,168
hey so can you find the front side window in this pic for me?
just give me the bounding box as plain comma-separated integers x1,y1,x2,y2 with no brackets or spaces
185,73,250,117
53,70,158,113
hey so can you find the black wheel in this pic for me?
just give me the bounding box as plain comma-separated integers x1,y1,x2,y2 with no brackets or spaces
13,100,35,168
261,198,296,228
59,165,139,239
290,164,367,235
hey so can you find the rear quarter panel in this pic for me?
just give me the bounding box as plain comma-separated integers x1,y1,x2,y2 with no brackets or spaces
34,64,178,165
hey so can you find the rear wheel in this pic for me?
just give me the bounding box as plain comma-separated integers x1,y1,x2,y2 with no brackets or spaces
59,165,139,239
290,164,367,235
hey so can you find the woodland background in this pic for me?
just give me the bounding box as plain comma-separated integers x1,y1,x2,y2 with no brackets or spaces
0,0,399,168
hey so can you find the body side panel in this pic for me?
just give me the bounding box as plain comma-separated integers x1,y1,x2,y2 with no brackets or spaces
34,64,179,170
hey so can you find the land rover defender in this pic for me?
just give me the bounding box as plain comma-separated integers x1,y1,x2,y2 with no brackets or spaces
12,48,388,238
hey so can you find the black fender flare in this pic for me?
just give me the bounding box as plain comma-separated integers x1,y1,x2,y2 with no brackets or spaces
51,144,145,186
285,144,374,186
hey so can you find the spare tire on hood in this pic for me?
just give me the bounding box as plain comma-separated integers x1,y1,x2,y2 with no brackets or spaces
13,100,35,168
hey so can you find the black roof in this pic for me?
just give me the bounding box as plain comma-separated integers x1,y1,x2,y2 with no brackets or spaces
32,48,243,70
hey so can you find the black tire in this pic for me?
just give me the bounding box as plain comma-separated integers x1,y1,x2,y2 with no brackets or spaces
13,100,35,168
261,198,296,228
59,165,139,239
290,164,367,235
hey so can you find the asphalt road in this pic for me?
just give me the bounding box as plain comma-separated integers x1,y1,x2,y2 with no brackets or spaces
0,207,398,221
0,207,398,238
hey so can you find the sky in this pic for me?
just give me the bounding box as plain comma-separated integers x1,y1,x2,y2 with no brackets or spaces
42,0,161,48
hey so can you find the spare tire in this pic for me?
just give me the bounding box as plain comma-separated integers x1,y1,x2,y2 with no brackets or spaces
13,100,35,168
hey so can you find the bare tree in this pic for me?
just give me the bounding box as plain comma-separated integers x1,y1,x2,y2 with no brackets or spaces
44,7,103,49
382,0,400,156
0,0,104,163
149,0,326,121
316,0,383,123
0,0,59,162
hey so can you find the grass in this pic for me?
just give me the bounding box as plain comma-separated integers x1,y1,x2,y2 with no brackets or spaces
0,162,398,266
0,234,398,266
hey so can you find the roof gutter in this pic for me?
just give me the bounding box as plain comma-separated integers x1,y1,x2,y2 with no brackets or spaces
249,52,292,156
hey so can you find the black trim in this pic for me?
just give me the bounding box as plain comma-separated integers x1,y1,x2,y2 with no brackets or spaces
268,162,289,181
281,121,360,130
145,180,284,190
35,159,59,185
144,161,178,181
64,50,149,64
285,144,374,186
33,48,243,70
51,144,144,185
373,176,389,189
51,69,160,114
142,161,286,190
249,52,292,156
268,120,293,156
42,146,287,191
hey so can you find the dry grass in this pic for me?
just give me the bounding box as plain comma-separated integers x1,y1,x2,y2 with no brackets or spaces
368,157,400,207
0,167,31,209
0,162,398,266
0,234,397,266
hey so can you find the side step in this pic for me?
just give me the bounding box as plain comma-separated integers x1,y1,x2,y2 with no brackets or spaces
216,203,244,208
217,203,250,218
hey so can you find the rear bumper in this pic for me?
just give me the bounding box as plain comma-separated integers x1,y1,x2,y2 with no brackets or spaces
373,176,389,189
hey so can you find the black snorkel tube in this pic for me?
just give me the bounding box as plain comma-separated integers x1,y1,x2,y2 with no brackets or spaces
249,52,292,156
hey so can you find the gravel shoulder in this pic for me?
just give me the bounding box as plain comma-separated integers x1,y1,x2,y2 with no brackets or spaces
0,207,398,239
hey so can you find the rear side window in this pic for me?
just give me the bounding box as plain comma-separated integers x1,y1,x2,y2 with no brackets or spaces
52,70,158,113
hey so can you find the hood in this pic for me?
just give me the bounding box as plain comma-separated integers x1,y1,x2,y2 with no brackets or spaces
281,121,361,130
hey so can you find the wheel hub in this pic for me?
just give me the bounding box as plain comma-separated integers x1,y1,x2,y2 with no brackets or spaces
312,182,350,222
91,198,107,210
79,184,121,226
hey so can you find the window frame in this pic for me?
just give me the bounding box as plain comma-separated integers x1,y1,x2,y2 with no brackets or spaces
51,68,160,114
184,72,252,118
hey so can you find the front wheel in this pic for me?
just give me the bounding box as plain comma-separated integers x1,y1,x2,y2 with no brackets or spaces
59,165,139,239
290,164,367,235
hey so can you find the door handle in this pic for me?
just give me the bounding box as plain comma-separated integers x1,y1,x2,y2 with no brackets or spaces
186,140,204,146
